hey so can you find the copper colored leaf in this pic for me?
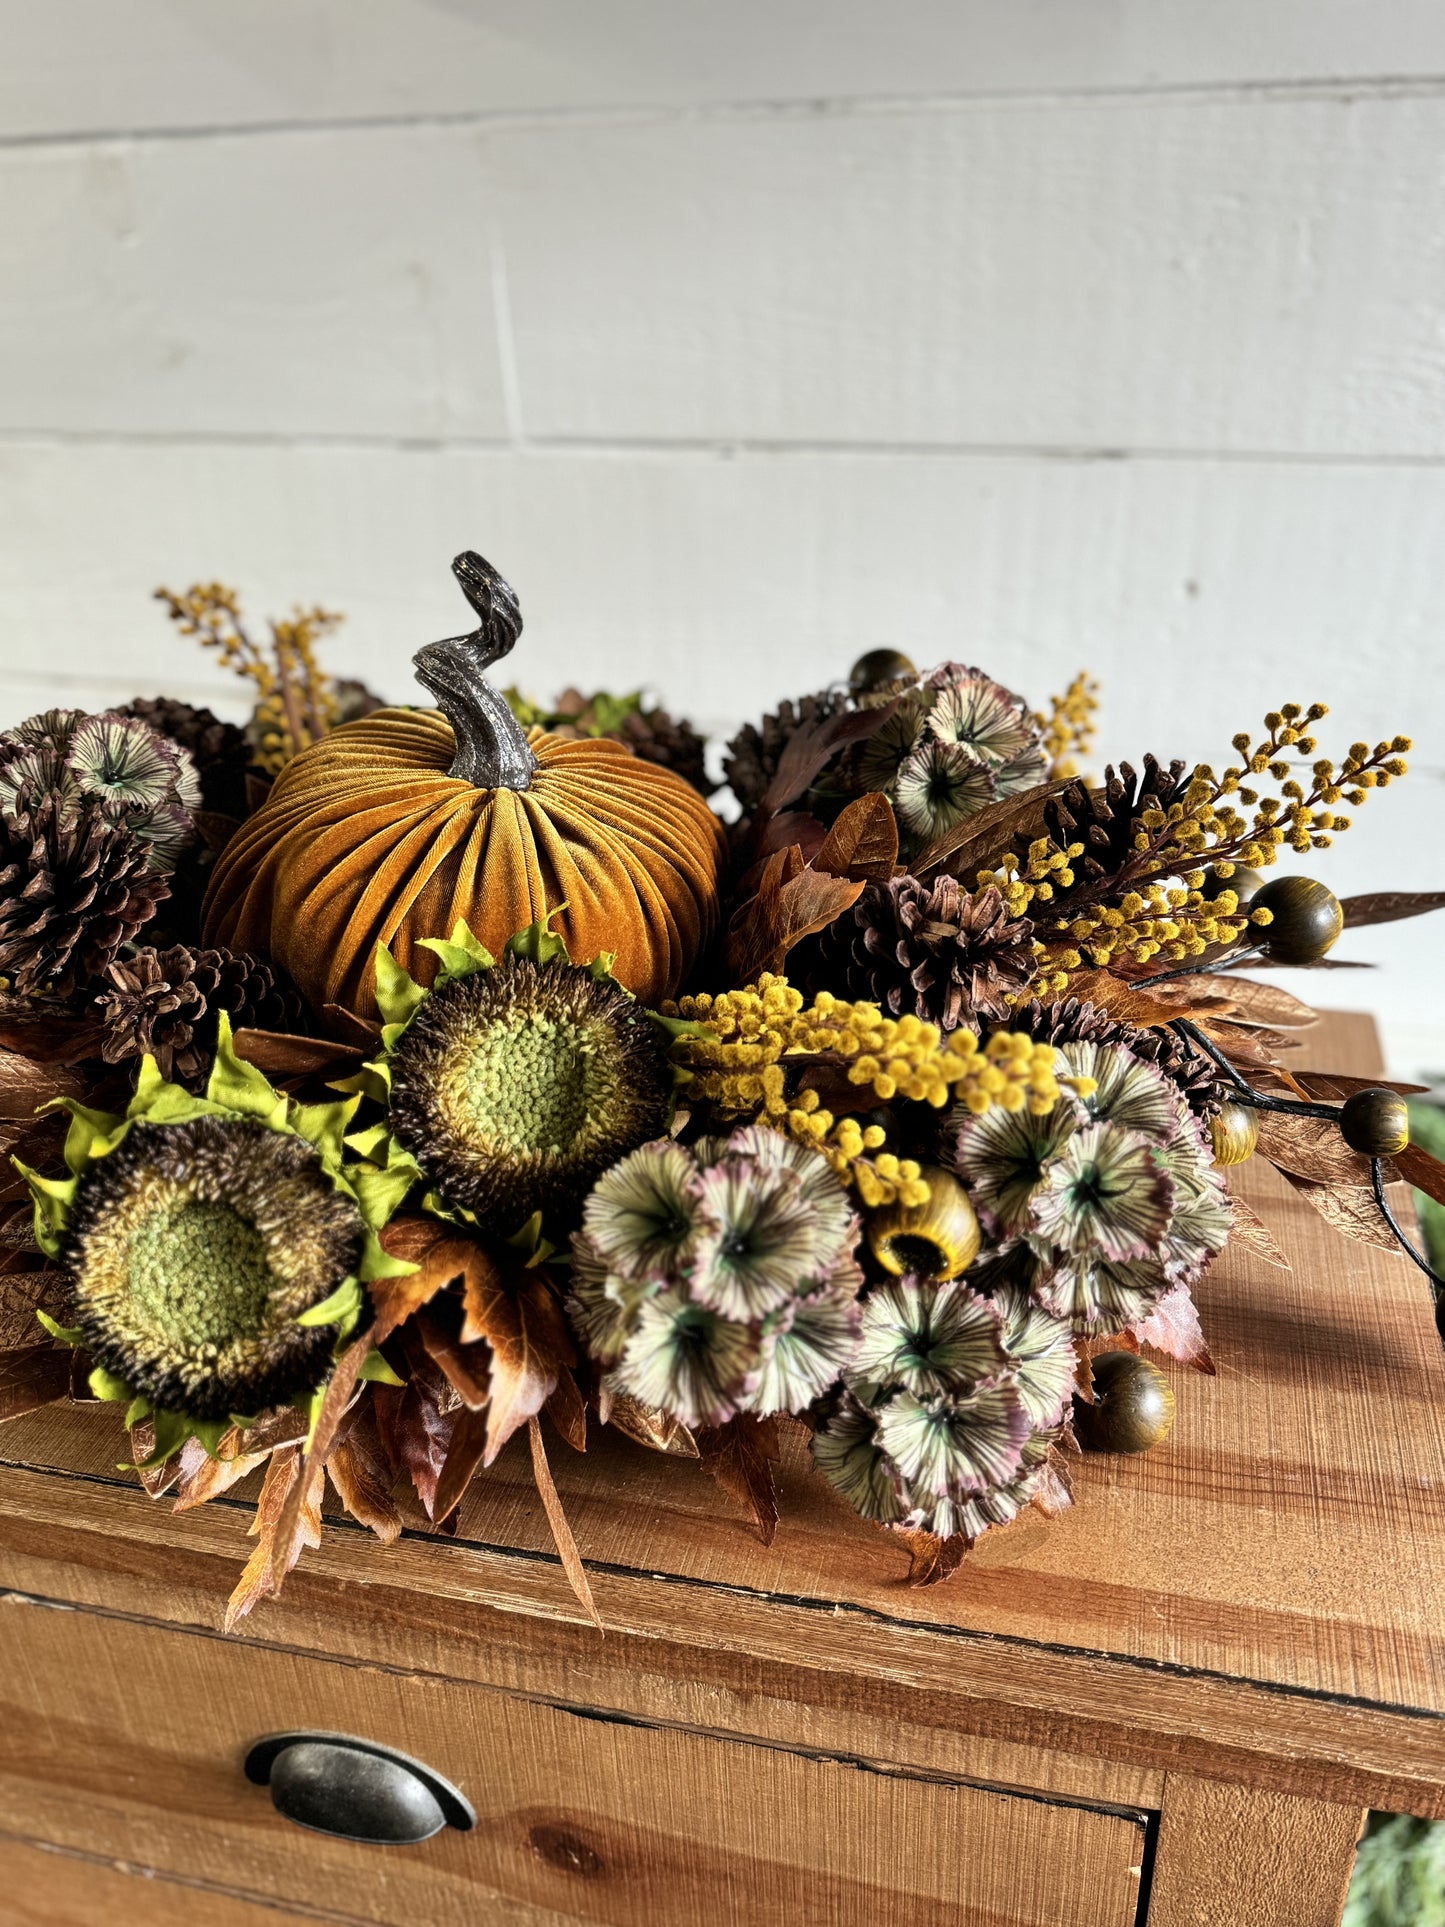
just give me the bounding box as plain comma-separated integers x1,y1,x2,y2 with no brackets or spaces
372,1370,456,1520
889,1525,971,1586
1061,970,1229,1032
1340,890,1445,929
725,857,865,985
755,810,828,865
1128,1283,1215,1375
432,1405,493,1525
1225,1194,1292,1270
813,792,900,882
607,1392,700,1458
760,701,898,816
320,1002,384,1049
0,1272,70,1351
0,1050,89,1123
193,808,241,854
1030,1447,1074,1519
1256,1112,1390,1188
269,1329,373,1559
529,1415,602,1631
372,1217,495,1342
460,1266,574,1466
1281,1171,1403,1255
1292,1071,1430,1102
1194,977,1319,1030
232,1029,363,1083
130,1418,183,1497
327,1399,403,1544
225,1445,325,1631
910,778,1071,884
695,1412,782,1545
1399,1143,1445,1212
0,994,108,1066
0,1342,71,1422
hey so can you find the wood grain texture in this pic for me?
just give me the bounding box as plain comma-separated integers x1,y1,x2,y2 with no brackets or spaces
4,92,1445,455
0,1830,348,1926
1146,1777,1364,1927
7,0,1445,139
0,1596,1148,1927
2,1011,1444,1829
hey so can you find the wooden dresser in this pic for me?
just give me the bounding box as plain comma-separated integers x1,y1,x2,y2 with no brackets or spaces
2,1011,1443,1927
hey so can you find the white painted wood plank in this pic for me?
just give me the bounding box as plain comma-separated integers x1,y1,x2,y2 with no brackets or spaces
6,93,1445,455
0,435,1439,1068
5,1,1445,141
0,129,507,438
495,93,1445,455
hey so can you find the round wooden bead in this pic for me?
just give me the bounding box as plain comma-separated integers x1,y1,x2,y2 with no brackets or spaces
848,648,916,696
1209,1101,1259,1167
1249,874,1344,966
1201,863,1264,907
1339,1088,1410,1158
1074,1352,1176,1456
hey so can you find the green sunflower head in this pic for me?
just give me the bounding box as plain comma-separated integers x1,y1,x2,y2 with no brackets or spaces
354,913,683,1235
18,1015,404,1456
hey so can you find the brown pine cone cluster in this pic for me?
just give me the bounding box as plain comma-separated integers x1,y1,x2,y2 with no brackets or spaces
1013,994,1224,1117
613,706,712,796
0,797,169,997
1041,756,1190,906
723,687,849,813
98,944,306,1088
119,696,254,820
806,876,1037,1029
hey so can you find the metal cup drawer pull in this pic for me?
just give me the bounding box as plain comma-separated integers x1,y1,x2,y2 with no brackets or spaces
245,1731,476,1845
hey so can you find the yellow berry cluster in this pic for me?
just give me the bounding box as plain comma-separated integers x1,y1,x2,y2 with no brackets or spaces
666,977,1067,1207
1034,671,1099,780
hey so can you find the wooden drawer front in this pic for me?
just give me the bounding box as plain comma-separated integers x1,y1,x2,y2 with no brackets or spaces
1,1595,1148,1926
0,1832,324,1927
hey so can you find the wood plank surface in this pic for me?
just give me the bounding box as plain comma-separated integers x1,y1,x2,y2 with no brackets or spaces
0,1830,350,1926
0,1595,1148,1927
3,1011,1444,1820
1145,1777,1364,1927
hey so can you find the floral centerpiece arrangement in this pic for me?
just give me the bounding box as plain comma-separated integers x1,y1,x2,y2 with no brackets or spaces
3,551,1442,1628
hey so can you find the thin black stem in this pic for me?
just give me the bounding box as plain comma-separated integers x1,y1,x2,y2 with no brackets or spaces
1139,941,1268,988
1170,1020,1337,1121
1371,1158,1445,1294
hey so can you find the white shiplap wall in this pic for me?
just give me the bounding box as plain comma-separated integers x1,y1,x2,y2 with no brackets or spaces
2,2,1443,1071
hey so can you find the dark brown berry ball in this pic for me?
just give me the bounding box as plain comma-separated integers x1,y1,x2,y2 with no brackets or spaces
848,648,916,696
1074,1352,1176,1455
1201,863,1264,907
1339,1088,1410,1158
1250,875,1344,966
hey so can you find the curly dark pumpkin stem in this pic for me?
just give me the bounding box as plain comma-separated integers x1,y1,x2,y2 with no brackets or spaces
412,551,538,790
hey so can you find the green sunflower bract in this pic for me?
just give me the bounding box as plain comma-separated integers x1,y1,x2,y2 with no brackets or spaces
16,1013,408,1464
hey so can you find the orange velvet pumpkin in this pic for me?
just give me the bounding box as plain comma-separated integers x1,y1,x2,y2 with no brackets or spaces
200,553,725,1019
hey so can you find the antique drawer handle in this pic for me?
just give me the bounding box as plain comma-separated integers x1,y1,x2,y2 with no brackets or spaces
245,1731,476,1845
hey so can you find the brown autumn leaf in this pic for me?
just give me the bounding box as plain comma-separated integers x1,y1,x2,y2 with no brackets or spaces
1256,1112,1393,1189
415,1300,492,1410
0,1050,90,1123
372,1343,460,1521
910,777,1073,885
232,1028,364,1083
888,1525,971,1586
1128,1283,1215,1375
1281,1171,1403,1255
225,1445,325,1631
129,1417,183,1498
0,1271,69,1351
460,1264,576,1466
1399,1143,1445,1211
1061,970,1231,1032
327,1398,403,1544
431,1405,493,1525
725,851,865,984
319,1002,384,1050
1291,1071,1430,1102
607,1392,700,1458
760,701,899,817
0,993,108,1066
813,791,899,882
372,1216,501,1342
1195,977,1319,1030
545,1369,588,1453
1225,1193,1292,1270
172,1408,308,1512
1030,1447,1075,1520
754,809,828,865
267,1328,374,1556
0,1342,71,1422
529,1415,602,1630
695,1412,782,1545
193,808,242,855
1340,889,1445,929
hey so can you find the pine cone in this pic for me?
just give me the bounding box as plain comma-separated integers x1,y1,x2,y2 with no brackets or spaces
98,944,306,1088
617,706,714,796
331,679,386,725
0,797,168,997
806,877,1037,1029
724,688,848,813
1013,994,1223,1117
1041,756,1190,905
119,696,253,820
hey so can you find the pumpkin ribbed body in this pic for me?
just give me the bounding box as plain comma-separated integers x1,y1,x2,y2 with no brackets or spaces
202,709,724,1018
